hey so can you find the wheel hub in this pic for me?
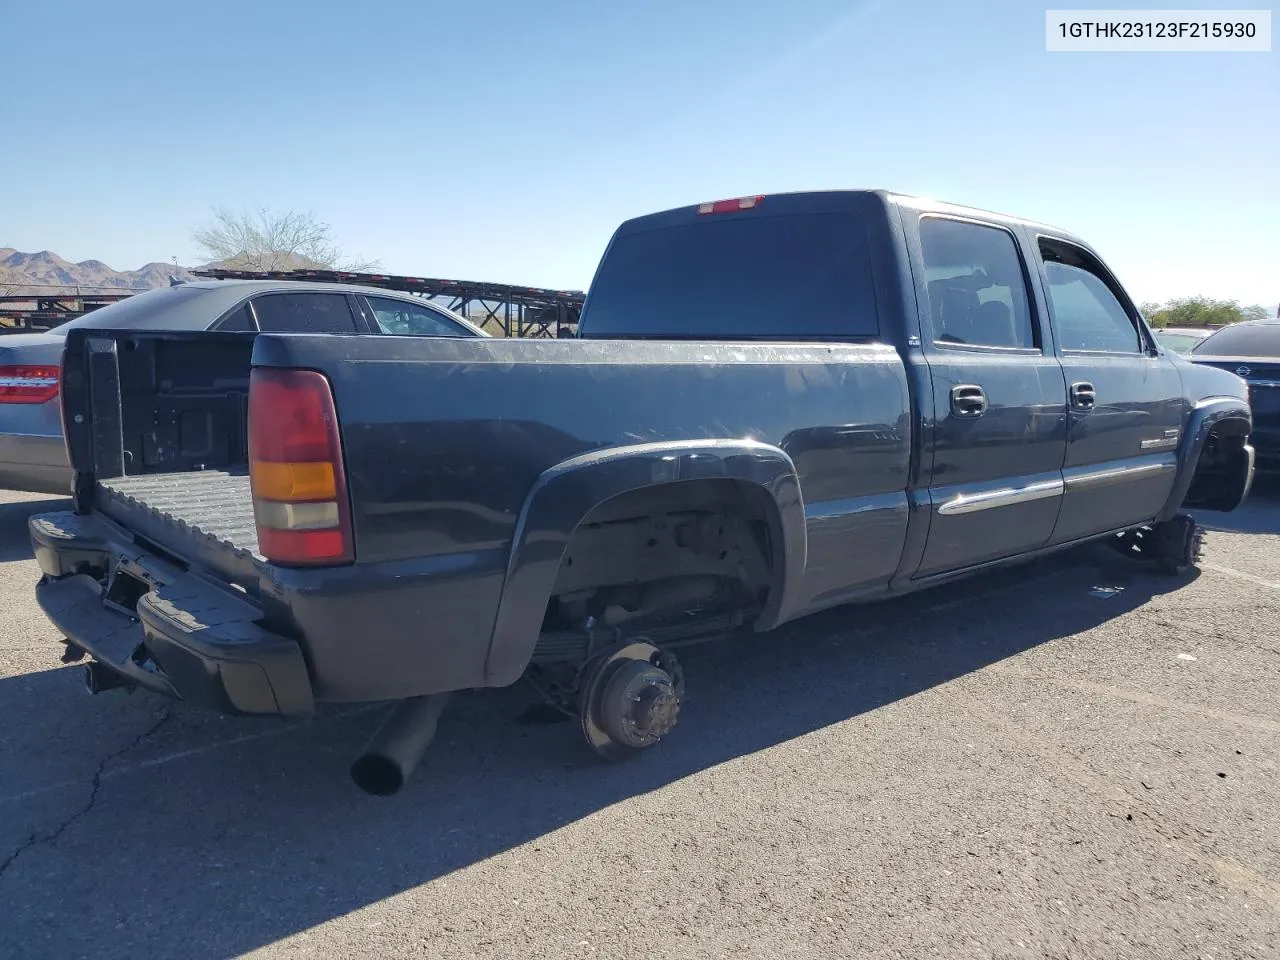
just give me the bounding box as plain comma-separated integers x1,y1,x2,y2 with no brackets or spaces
600,662,679,748
634,682,680,737
578,641,683,760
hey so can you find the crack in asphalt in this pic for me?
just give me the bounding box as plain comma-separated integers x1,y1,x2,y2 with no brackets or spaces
0,707,173,881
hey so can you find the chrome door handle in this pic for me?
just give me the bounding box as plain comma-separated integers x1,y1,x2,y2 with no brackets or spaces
1070,381,1096,410
950,384,987,418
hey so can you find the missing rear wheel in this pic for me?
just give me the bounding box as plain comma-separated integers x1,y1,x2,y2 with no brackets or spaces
578,641,684,761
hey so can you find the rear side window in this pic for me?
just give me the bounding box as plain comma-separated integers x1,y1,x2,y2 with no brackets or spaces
365,296,468,337
252,293,359,333
213,303,256,332
579,212,879,340
919,218,1036,349
1191,323,1280,357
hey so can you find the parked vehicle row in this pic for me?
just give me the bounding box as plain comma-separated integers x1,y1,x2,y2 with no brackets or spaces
0,281,482,494
1188,319,1280,469
27,190,1256,795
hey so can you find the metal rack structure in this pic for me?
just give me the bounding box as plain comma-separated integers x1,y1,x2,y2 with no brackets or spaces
1,269,587,338
0,291,136,333
193,268,586,338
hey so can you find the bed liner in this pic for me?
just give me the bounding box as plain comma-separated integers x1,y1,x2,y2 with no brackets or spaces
96,470,261,572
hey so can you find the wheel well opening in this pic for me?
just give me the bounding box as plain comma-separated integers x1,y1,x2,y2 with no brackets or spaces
1183,418,1252,511
541,478,781,637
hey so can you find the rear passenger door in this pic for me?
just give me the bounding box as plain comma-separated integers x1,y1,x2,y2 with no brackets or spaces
908,214,1069,578
249,292,364,333
1034,237,1186,544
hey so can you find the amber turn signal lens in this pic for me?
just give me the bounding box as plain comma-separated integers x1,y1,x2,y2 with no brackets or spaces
250,460,337,502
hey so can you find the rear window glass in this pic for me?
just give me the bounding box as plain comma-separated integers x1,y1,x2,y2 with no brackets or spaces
578,212,879,339
1191,323,1280,357
50,286,216,335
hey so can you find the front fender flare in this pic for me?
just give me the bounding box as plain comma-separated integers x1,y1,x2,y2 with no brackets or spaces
483,439,807,687
1159,396,1253,520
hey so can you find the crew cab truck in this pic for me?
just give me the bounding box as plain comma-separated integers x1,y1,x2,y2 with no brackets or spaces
29,191,1255,796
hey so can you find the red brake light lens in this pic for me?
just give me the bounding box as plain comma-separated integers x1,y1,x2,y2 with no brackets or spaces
248,368,354,566
255,527,349,566
0,364,60,404
249,368,340,464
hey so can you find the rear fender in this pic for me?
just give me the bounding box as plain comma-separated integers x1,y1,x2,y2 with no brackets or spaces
483,439,806,687
1160,396,1253,519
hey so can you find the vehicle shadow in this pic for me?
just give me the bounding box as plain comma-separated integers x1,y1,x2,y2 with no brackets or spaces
0,541,1199,958
0,496,71,563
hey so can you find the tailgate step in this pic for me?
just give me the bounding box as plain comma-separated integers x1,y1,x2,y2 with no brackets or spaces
36,573,174,696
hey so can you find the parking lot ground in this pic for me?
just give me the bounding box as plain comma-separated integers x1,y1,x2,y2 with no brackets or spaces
0,485,1277,959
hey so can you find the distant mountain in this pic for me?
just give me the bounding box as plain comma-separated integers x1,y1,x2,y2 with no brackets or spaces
0,248,346,300
0,249,197,297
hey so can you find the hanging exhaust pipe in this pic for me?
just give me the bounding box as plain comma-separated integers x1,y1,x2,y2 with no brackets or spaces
350,694,451,797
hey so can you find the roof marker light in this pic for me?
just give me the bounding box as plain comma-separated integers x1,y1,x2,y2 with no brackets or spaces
697,195,765,215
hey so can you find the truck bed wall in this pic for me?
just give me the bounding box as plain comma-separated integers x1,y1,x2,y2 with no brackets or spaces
251,333,916,614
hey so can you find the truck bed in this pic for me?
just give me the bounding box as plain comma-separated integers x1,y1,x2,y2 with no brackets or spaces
97,470,261,565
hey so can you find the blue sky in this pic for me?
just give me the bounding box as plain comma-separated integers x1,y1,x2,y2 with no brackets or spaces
1,0,1275,305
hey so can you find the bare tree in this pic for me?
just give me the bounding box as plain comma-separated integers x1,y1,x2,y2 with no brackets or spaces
192,206,379,272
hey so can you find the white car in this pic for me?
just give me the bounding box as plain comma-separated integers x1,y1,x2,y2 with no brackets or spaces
1154,326,1216,354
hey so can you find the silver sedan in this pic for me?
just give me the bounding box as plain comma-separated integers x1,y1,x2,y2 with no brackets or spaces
0,279,482,494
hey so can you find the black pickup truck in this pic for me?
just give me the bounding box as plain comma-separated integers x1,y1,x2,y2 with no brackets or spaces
29,190,1255,795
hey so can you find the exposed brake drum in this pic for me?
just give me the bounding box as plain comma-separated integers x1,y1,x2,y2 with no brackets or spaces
577,640,684,761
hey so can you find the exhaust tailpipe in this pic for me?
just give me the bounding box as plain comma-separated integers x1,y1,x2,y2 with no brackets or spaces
84,661,134,695
350,694,451,797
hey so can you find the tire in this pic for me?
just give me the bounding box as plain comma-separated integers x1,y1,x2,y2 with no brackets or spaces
1153,513,1204,576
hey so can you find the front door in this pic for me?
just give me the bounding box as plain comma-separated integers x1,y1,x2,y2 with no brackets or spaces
1034,236,1186,544
909,214,1069,578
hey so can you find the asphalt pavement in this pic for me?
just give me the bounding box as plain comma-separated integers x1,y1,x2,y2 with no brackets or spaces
0,485,1277,959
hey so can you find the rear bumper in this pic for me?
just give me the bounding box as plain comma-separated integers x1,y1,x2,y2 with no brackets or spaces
30,510,314,716
0,433,72,495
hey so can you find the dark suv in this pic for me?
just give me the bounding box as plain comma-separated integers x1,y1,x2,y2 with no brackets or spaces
1190,319,1280,469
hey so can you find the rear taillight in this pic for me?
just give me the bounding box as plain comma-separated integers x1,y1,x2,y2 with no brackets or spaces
248,368,354,566
0,364,60,404
57,354,72,463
